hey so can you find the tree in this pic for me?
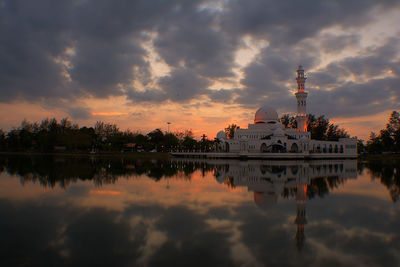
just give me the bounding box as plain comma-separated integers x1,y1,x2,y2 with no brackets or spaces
182,135,197,150
366,132,383,153
164,133,179,151
365,111,400,153
326,123,349,140
0,129,6,150
147,129,164,151
224,124,238,139
307,115,329,140
386,111,400,151
281,114,297,128
280,113,349,141
357,139,365,154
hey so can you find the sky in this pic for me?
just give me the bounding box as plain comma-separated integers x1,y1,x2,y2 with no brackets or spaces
1,0,400,140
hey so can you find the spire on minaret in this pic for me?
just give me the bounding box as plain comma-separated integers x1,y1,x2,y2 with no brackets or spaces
295,66,308,132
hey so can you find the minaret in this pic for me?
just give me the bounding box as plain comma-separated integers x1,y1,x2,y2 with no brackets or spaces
295,66,308,132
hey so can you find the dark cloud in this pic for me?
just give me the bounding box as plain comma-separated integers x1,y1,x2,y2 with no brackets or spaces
306,37,400,117
220,0,397,45
309,77,400,117
1,0,400,113
127,68,211,103
308,72,339,88
64,105,92,120
153,3,237,79
235,43,319,109
158,68,211,102
319,33,360,53
205,88,239,104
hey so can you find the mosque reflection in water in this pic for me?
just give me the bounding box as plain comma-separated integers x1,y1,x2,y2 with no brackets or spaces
2,155,400,265
210,159,358,250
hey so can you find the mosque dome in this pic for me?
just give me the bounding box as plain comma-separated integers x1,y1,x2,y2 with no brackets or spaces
217,130,226,140
254,106,279,124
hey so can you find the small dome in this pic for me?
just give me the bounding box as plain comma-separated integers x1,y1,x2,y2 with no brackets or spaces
241,135,248,140
254,106,279,124
217,130,226,140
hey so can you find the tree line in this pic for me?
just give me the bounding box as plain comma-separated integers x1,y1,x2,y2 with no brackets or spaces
3,111,397,154
362,111,400,154
0,118,213,153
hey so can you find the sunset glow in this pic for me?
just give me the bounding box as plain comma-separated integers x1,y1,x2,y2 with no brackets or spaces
0,1,399,141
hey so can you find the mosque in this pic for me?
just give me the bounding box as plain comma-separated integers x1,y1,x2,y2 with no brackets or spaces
214,66,357,158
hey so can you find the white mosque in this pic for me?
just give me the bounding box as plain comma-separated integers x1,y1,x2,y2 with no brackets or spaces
213,66,357,159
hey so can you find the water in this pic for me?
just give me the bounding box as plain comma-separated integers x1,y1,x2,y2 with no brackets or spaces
0,155,399,267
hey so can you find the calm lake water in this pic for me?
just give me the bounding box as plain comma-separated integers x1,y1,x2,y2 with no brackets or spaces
0,155,399,267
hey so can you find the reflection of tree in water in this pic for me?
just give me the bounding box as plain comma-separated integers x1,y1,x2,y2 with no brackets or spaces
260,165,286,175
279,176,345,200
224,176,235,189
307,176,344,200
364,159,400,202
0,155,214,189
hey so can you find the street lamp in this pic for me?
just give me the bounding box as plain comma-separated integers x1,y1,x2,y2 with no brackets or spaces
167,122,171,133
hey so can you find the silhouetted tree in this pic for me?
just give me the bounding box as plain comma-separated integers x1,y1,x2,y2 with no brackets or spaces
365,111,400,153
279,114,349,141
224,124,238,139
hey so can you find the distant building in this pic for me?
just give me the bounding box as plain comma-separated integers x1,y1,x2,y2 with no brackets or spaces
215,66,357,158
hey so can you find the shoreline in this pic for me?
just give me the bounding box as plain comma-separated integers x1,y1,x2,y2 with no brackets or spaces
0,151,172,159
1,151,399,161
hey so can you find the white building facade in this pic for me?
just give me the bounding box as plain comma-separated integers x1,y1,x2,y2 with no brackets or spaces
215,66,357,158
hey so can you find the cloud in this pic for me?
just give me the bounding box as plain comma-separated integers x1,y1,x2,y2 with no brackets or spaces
1,0,400,116
235,42,320,109
307,37,400,117
153,4,237,79
205,88,240,104
319,33,361,54
219,0,397,45
309,77,400,118
158,68,211,102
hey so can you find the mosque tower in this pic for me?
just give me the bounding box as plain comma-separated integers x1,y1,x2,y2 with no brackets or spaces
295,66,308,132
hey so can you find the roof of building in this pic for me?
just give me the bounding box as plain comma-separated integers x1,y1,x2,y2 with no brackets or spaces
254,106,279,124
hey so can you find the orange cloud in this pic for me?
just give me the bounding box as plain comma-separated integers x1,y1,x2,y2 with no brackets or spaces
91,112,127,116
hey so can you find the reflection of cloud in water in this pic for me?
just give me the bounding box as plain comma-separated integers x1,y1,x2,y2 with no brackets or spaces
89,190,121,195
1,157,400,266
